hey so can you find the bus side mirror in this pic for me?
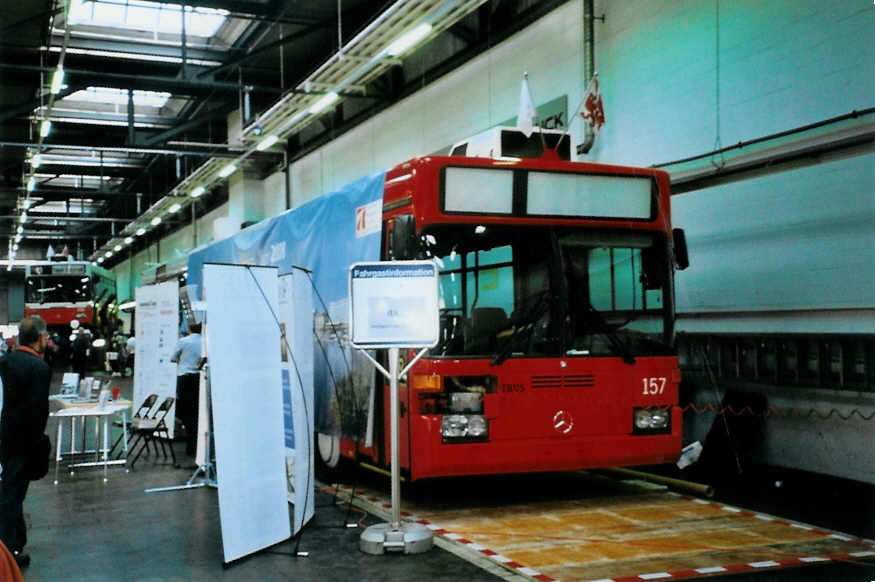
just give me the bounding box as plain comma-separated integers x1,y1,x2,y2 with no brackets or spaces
389,215,417,260
672,228,689,270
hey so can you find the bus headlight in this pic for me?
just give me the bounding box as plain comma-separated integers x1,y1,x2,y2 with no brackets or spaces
442,415,468,438
441,414,488,441
467,415,488,437
633,407,671,434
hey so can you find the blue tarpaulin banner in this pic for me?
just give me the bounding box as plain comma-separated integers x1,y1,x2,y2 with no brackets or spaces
187,171,386,438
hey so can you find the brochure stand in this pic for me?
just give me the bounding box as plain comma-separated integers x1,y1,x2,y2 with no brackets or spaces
348,261,440,555
356,346,432,554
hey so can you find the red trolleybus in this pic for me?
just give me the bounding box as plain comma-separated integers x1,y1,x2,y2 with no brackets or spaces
334,142,689,481
25,259,117,332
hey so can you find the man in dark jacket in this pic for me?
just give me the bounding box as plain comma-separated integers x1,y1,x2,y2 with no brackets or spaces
0,316,51,569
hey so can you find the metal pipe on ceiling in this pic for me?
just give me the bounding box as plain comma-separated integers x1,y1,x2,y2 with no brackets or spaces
0,215,127,223
0,140,254,157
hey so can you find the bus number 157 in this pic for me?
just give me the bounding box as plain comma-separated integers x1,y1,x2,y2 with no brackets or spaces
642,377,666,395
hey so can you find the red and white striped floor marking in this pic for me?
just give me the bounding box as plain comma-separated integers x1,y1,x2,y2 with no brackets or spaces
331,484,875,582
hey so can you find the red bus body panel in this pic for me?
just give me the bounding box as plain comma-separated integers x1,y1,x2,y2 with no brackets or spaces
25,305,94,327
405,356,680,480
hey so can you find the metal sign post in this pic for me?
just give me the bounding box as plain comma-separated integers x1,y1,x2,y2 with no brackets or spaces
348,261,439,555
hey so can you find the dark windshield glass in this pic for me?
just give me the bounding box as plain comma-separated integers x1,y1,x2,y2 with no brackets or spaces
26,276,92,304
424,226,671,359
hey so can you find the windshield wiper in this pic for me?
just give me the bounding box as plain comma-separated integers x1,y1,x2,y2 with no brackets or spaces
491,293,551,366
583,305,636,365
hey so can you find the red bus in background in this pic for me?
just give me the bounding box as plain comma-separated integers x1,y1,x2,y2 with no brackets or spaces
24,259,117,334
322,129,690,481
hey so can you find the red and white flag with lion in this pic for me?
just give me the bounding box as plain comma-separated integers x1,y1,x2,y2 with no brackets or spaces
579,73,605,135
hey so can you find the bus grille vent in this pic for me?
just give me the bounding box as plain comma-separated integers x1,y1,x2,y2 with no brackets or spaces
531,375,595,389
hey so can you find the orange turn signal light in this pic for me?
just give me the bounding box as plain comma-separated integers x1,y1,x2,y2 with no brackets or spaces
411,374,442,391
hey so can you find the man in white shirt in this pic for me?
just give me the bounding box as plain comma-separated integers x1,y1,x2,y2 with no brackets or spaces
124,334,135,377
171,322,202,457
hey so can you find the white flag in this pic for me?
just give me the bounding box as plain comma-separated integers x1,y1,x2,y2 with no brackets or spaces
46,244,55,259
516,76,537,138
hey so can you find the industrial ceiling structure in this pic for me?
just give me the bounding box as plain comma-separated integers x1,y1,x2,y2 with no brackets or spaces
0,0,567,269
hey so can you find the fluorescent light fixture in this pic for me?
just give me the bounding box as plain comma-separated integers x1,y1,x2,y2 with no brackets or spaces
105,251,113,258
190,186,205,198
97,257,104,263
168,202,181,213
151,216,162,226
49,47,222,67
218,163,237,178
14,234,21,243
16,226,23,235
113,244,122,252
19,213,27,223
385,23,433,57
31,154,41,168
256,135,280,151
136,228,146,236
50,66,65,94
308,92,338,114
124,237,133,244
13,244,18,251
6,265,12,272
119,301,136,310
80,277,89,283
27,177,36,191
40,120,52,137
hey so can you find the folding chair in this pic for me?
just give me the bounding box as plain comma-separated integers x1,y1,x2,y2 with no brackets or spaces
109,393,158,458
129,397,177,468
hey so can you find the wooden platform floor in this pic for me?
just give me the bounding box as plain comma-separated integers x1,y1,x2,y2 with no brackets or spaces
336,472,875,582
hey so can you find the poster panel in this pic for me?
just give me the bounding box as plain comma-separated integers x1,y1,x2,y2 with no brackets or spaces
203,264,290,563
134,281,179,437
278,271,315,534
187,171,384,442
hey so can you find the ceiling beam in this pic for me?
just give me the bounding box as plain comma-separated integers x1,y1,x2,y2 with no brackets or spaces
0,63,284,98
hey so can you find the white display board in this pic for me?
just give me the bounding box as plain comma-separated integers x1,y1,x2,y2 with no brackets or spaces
278,271,315,535
349,261,440,348
134,281,179,437
203,264,290,563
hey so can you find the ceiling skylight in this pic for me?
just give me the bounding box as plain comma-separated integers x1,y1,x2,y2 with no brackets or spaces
68,0,229,37
66,87,172,108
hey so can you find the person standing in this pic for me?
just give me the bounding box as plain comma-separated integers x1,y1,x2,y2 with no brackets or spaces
0,316,52,569
125,333,135,377
171,322,202,457
71,330,90,379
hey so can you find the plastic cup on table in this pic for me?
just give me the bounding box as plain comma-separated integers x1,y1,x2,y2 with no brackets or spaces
111,386,121,401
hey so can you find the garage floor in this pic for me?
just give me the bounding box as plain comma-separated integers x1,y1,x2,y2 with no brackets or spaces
20,375,875,581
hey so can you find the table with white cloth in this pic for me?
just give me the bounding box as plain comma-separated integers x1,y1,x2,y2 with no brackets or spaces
49,397,132,483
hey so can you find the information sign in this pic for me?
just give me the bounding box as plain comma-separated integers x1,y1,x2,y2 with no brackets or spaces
349,261,439,349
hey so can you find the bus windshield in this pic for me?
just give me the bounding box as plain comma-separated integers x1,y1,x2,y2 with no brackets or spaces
26,276,92,304
424,225,672,359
